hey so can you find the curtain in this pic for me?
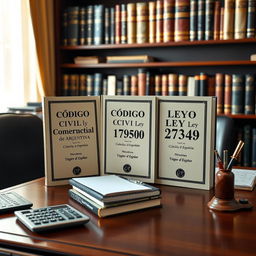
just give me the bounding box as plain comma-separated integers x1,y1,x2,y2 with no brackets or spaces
29,0,55,96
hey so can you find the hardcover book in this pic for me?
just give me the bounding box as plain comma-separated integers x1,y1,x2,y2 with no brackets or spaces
156,96,216,190
156,0,164,43
136,2,149,43
190,0,198,41
244,74,255,114
231,74,245,114
205,0,214,40
213,0,221,40
149,1,157,43
102,96,156,183
197,0,206,40
127,3,137,44
224,74,232,114
223,0,235,40
234,0,247,39
67,6,80,46
246,0,256,38
215,73,224,114
86,5,94,45
163,0,175,42
43,96,101,186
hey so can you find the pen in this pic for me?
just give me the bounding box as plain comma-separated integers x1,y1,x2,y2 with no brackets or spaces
214,150,223,169
227,140,244,170
223,150,228,169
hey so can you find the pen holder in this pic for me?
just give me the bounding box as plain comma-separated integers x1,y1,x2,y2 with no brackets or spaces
208,168,253,212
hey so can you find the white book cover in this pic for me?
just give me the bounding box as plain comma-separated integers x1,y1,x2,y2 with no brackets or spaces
43,96,101,186
102,96,156,183
156,96,216,190
107,75,117,95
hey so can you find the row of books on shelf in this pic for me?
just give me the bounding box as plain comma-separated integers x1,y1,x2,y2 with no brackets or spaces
62,0,256,46
62,72,256,115
68,175,161,218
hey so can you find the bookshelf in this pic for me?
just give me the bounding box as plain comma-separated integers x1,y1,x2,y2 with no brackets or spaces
54,0,256,167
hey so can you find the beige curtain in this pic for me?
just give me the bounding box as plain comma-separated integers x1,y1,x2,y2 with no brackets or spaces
29,0,55,96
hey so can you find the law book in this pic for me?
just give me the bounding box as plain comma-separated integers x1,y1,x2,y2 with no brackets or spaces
115,4,121,44
136,2,149,43
62,8,68,45
243,125,252,167
197,0,206,40
67,6,80,46
79,74,87,96
110,7,115,44
155,74,162,95
178,74,188,96
223,0,235,40
102,78,108,95
244,74,255,114
93,5,104,45
252,128,256,167
131,75,138,95
116,80,124,95
149,1,157,43
107,75,117,95
138,68,147,96
174,0,190,42
74,56,102,64
121,4,127,44
224,74,232,114
69,74,79,96
213,0,221,40
168,73,178,95
62,74,70,96
190,0,198,41
156,0,164,43
163,0,175,42
205,0,215,40
94,73,103,96
207,75,215,96
198,72,208,96
234,0,248,39
219,6,225,39
104,7,110,44
69,188,161,218
123,75,131,95
246,0,256,38
215,73,224,114
86,5,94,45
187,76,197,96
127,3,137,44
106,55,154,63
231,74,245,114
86,74,94,96
161,74,168,96
146,71,151,95
79,7,87,45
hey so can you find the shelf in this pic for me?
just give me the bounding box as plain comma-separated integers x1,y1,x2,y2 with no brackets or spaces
218,114,256,119
60,38,256,50
61,60,256,69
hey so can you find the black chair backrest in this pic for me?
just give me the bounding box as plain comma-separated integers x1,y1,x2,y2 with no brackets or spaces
0,113,45,189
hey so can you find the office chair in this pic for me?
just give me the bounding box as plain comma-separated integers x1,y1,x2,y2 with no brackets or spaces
0,113,45,189
216,115,235,159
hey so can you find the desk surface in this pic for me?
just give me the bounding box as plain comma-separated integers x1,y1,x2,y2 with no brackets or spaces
0,178,256,256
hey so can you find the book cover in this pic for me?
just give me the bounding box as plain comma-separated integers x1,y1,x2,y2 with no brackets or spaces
197,0,206,40
43,96,101,186
219,6,224,39
94,5,104,45
163,0,175,42
116,80,124,95
149,1,157,43
234,0,247,39
121,4,127,44
62,8,68,46
252,128,256,167
136,2,149,43
174,0,190,41
86,74,94,96
187,76,197,96
207,75,215,96
67,6,80,46
156,0,164,43
127,3,137,44
107,75,117,95
224,74,232,114
86,5,94,45
161,74,168,96
213,0,221,40
198,72,208,96
79,7,86,45
223,0,235,40
190,0,198,41
215,73,224,114
168,73,178,95
244,74,255,114
115,4,121,44
102,96,156,183
231,74,245,114
178,74,188,96
246,0,256,38
146,71,151,95
156,96,216,190
205,0,214,40
69,74,79,96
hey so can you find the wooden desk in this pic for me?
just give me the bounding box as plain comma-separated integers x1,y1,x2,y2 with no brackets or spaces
0,178,256,256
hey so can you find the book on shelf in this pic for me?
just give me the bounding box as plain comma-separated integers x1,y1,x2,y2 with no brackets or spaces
136,2,149,43
231,74,245,114
107,75,117,95
224,74,232,114
79,7,86,45
178,74,187,96
93,5,104,45
127,3,136,44
234,0,247,39
190,0,198,41
205,0,215,40
121,4,127,44
74,56,103,64
106,55,154,63
213,0,221,40
197,0,206,41
156,0,164,43
163,0,175,42
69,175,161,204
187,76,197,96
104,8,110,44
244,74,255,114
168,73,178,95
155,74,162,95
115,4,121,44
67,6,79,46
86,5,94,45
138,68,147,96
149,1,156,43
110,7,115,44
252,128,256,167
223,0,235,40
215,73,224,114
250,54,256,61
247,0,256,38
130,75,138,95
69,188,161,218
123,75,131,95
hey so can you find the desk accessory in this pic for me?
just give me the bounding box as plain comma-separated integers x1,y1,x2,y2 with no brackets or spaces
0,192,33,213
208,141,253,211
15,204,90,232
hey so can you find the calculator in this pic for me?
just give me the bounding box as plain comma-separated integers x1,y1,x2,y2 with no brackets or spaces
15,204,90,232
0,191,33,213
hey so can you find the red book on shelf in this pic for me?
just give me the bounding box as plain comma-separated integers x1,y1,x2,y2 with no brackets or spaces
213,0,221,40
138,68,147,96
155,74,162,95
224,74,232,114
163,0,175,42
215,73,224,114
207,75,215,96
131,75,138,96
156,0,164,43
161,74,168,95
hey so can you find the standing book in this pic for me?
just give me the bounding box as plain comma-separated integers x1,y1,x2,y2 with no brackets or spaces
43,96,101,186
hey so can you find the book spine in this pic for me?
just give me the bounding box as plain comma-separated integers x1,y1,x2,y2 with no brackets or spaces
243,125,252,167
199,72,208,96
70,74,79,96
136,2,149,43
168,73,178,95
231,74,245,114
146,71,151,95
219,7,224,40
246,0,256,38
115,4,121,44
178,74,188,96
138,68,147,96
121,4,127,44
94,5,104,45
110,7,115,44
244,74,255,114
215,73,224,114
155,75,162,95
190,0,198,41
131,75,138,95
252,128,256,167
205,0,214,40
197,0,206,40
149,1,156,43
213,1,221,40
156,0,164,43
102,78,108,95
107,75,117,95
127,3,137,44
86,74,94,96
174,0,190,42
187,76,196,96
87,5,94,45
224,74,232,114
207,75,215,96
123,75,131,95
79,7,87,45
223,0,235,40
161,74,168,95
163,0,175,42
68,189,99,216
234,0,248,39
116,80,124,95
79,74,87,96
62,8,68,46
194,74,200,96
62,74,70,96
104,8,110,44
67,6,80,46
94,73,103,96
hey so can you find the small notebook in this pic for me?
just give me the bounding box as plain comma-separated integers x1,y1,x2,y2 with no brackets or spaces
232,168,256,191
